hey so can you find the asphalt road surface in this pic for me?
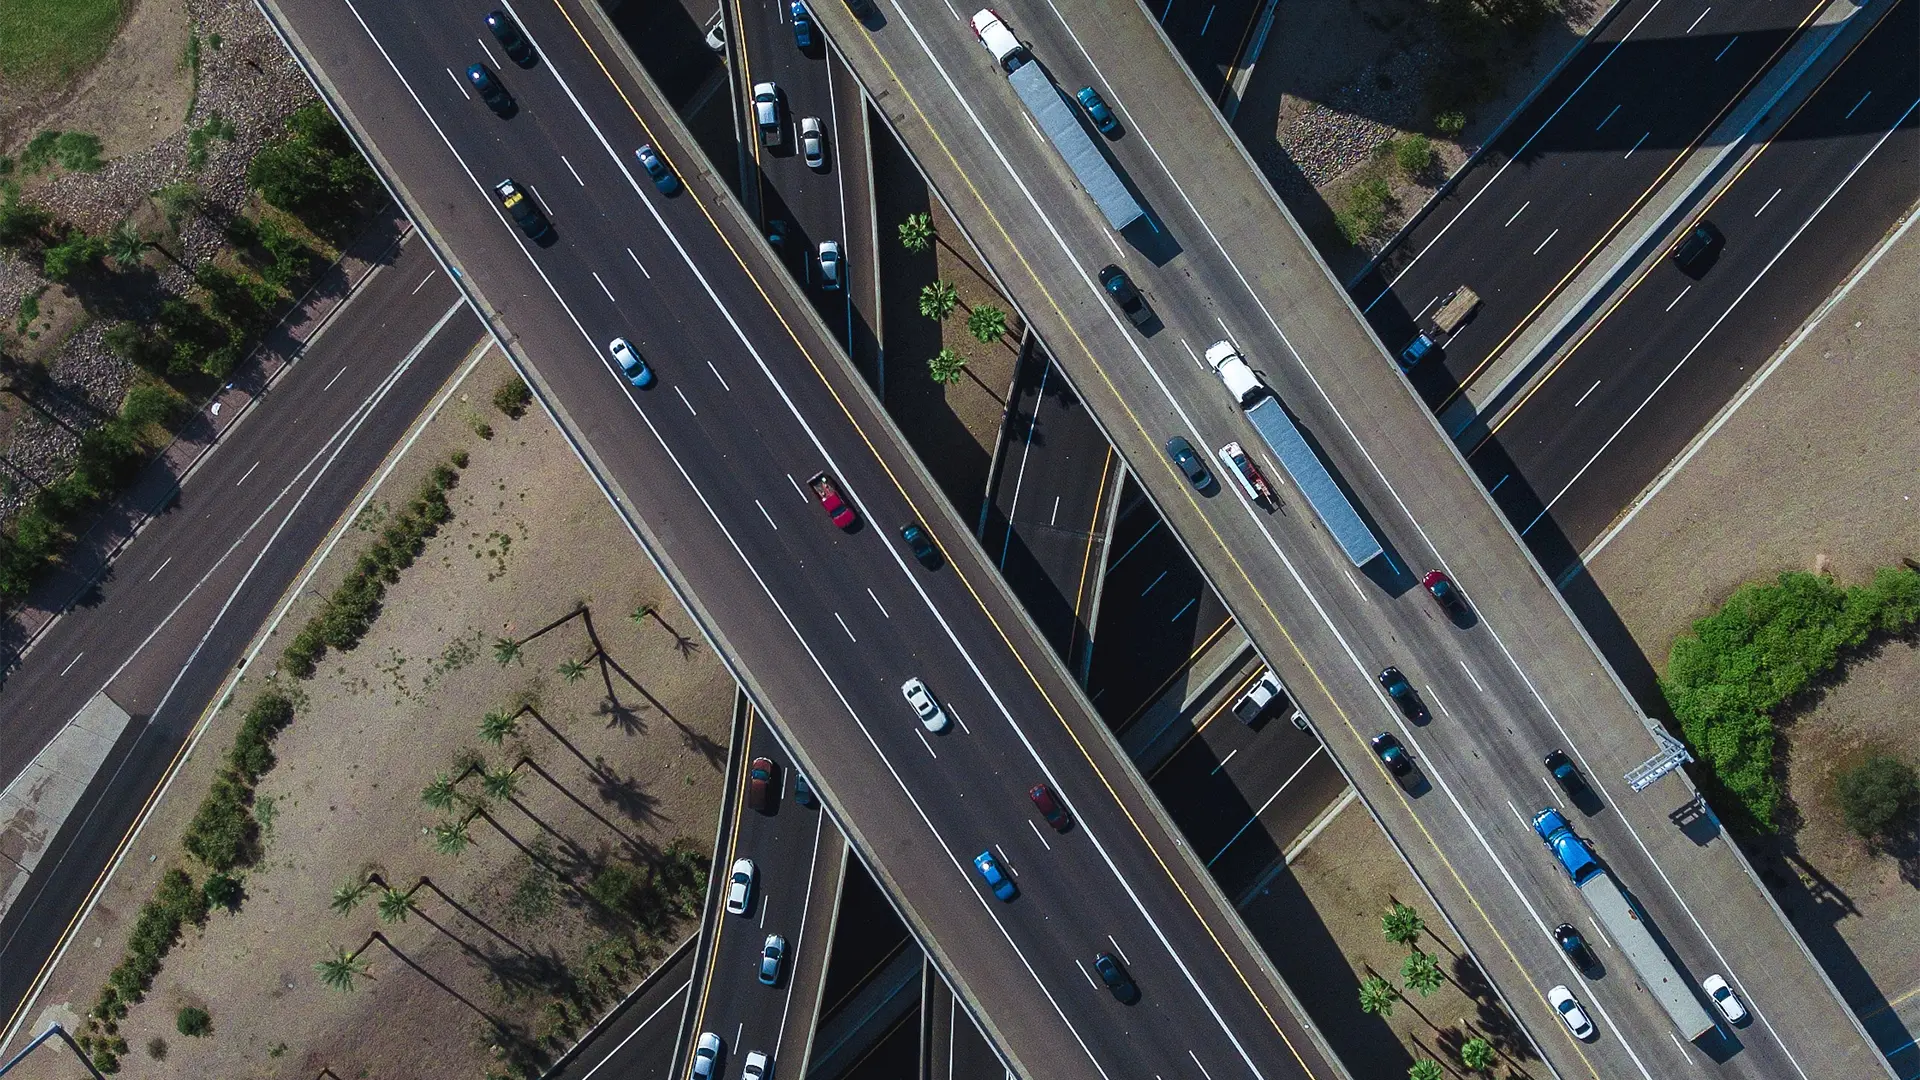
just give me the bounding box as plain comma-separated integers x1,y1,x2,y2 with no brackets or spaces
1351,0,1838,409
546,938,695,1080
261,3,1346,1079
0,234,478,1037
1471,0,1919,574
814,0,1886,1073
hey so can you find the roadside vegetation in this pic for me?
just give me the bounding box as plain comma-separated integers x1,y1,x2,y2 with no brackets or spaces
1333,134,1433,245
1662,566,1920,830
0,100,379,606
0,0,126,89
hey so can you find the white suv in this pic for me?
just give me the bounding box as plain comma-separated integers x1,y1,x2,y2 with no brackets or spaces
752,82,782,146
969,9,1027,71
1204,340,1263,407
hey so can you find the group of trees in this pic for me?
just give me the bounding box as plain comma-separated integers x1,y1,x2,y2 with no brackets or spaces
1662,566,1920,830
898,212,1013,386
1361,902,1500,1078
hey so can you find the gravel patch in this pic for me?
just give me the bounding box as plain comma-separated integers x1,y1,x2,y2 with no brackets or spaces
1275,46,1436,192
0,0,316,523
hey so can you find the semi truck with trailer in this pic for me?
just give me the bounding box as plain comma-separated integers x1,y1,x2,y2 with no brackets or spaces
1204,342,1383,567
970,10,1145,231
1532,808,1717,1041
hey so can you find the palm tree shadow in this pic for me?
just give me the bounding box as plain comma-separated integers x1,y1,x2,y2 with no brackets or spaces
361,931,507,1031
523,706,615,783
520,755,658,853
589,757,665,827
597,651,680,726
667,715,725,770
416,876,535,957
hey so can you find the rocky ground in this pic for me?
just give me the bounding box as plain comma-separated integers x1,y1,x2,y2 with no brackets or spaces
0,0,315,521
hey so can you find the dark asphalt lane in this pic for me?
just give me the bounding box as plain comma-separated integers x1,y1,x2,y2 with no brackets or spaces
0,234,477,1035
1472,0,1919,567
1352,0,1835,407
546,938,695,1080
268,3,1342,1079
979,338,1116,674
731,0,879,376
1152,0,1265,103
683,715,835,1076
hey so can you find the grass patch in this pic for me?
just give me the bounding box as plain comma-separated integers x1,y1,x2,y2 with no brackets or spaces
1662,567,1920,829
19,129,105,174
0,0,125,90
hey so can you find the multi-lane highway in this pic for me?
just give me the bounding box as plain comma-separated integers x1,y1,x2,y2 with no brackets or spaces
1471,0,1919,570
1,233,479,1036
1350,0,1847,408
260,3,1348,1080
812,0,1885,1074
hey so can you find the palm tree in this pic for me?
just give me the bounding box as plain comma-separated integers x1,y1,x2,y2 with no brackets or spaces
629,602,656,625
1358,974,1397,1017
966,304,1008,345
330,878,374,916
898,212,933,253
315,947,371,992
557,658,588,683
919,280,958,321
106,221,146,269
1407,1061,1443,1080
478,710,519,746
493,637,523,666
1459,1036,1495,1074
433,819,472,856
927,348,966,385
1382,901,1425,949
481,766,519,801
421,773,458,811
1402,951,1444,997
377,888,415,924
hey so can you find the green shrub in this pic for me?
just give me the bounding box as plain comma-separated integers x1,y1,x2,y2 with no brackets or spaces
182,772,255,872
0,182,51,250
493,376,532,418
1663,568,1920,828
54,131,105,172
203,871,244,911
1835,754,1919,842
121,382,188,431
40,228,106,282
20,131,61,173
247,102,377,233
585,862,653,921
1394,134,1433,178
175,1006,211,1037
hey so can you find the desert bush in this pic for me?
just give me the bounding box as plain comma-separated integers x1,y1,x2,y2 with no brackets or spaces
203,871,244,911
175,1006,211,1037
1836,754,1919,842
0,183,52,249
494,376,533,418
121,382,188,431
182,771,255,871
1433,110,1468,137
40,228,106,282
1394,134,1433,178
1663,568,1920,828
248,102,377,234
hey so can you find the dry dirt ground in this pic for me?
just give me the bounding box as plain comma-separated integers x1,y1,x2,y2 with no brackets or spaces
6,345,735,1080
1582,220,1920,1048
1243,797,1541,1079
1232,0,1603,276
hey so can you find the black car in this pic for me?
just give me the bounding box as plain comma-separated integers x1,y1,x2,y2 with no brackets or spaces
494,179,551,240
467,63,516,117
1670,220,1721,273
1370,731,1413,777
793,771,817,808
1554,923,1593,967
1093,952,1139,1004
1377,666,1428,722
1098,265,1153,329
485,10,538,66
1165,436,1213,492
900,522,941,569
1544,749,1588,798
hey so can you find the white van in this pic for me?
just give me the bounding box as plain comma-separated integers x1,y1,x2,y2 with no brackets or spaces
970,9,1027,71
1204,340,1264,408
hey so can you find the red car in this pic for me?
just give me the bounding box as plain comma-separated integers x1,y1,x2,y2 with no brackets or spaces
1421,569,1470,619
807,471,858,529
748,757,776,812
1029,783,1072,831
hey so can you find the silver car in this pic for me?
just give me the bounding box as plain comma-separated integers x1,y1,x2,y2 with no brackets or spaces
817,240,843,291
690,1032,722,1080
900,677,948,732
799,117,827,169
758,934,786,985
752,82,782,146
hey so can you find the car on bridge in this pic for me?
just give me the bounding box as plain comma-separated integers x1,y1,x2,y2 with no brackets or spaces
752,82,783,146
1164,436,1214,492
1370,731,1413,778
690,1032,723,1080
901,677,949,733
634,143,679,195
1377,666,1427,722
973,849,1017,901
493,178,551,241
1094,952,1139,1004
817,239,843,290
748,757,776,813
806,471,857,528
484,10,537,66
1029,783,1071,831
1544,749,1587,798
759,934,786,985
743,1050,770,1080
1098,265,1153,329
791,1,814,47
609,338,653,388
900,522,940,568
799,117,827,170
1076,86,1119,136
726,858,756,915
1549,984,1596,1040
1421,569,1470,620
466,63,515,117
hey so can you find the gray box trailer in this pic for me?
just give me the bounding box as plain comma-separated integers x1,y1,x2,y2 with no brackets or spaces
1245,396,1383,567
1578,870,1718,1041
1006,60,1144,231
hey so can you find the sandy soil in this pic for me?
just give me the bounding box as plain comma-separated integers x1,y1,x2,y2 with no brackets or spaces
5,346,734,1079
1582,222,1920,1034
1244,798,1539,1078
0,0,192,167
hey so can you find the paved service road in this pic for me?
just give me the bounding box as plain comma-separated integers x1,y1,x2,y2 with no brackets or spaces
1,234,478,1037
261,3,1345,1080
1471,0,1919,571
547,939,695,1080
1350,0,1838,408
814,0,1886,1075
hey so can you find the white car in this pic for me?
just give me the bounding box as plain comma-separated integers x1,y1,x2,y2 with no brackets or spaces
799,117,827,170
705,21,727,53
725,857,756,915
609,337,653,387
969,9,1025,70
1548,984,1595,1040
817,239,843,291
1204,339,1263,406
1701,974,1748,1025
752,82,782,146
900,677,949,732
690,1032,723,1080
742,1051,771,1080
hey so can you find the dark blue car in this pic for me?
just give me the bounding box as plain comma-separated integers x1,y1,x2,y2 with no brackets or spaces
973,849,1016,901
467,63,515,117
791,1,814,47
634,144,680,195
